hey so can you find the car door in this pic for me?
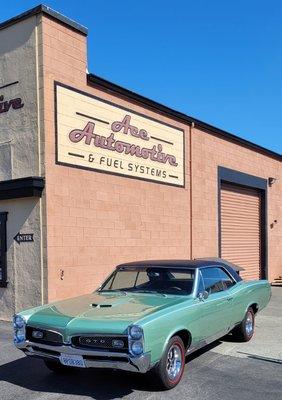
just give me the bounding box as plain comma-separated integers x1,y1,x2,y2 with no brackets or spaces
196,266,235,344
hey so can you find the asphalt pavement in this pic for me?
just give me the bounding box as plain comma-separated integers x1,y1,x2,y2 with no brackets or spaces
0,288,281,400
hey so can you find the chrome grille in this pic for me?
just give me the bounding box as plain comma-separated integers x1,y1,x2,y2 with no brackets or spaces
72,335,128,351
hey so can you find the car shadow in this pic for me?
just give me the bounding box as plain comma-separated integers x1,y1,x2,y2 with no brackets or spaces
0,341,224,399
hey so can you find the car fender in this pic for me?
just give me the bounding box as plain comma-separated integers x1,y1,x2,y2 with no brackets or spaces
161,326,192,356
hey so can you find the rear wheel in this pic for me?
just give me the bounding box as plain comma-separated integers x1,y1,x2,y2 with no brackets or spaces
44,360,73,374
151,335,185,390
232,307,255,341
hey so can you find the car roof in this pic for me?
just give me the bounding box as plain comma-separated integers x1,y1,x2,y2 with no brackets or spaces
116,258,242,271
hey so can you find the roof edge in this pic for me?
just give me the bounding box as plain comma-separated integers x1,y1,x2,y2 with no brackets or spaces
88,73,282,161
0,4,88,35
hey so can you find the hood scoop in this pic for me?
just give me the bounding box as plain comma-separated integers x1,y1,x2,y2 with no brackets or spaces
91,303,112,308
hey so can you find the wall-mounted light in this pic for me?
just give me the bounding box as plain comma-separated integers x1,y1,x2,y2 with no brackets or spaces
268,177,277,186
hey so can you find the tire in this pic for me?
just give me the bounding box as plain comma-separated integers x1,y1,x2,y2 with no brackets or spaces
232,307,255,342
151,335,185,390
44,359,74,374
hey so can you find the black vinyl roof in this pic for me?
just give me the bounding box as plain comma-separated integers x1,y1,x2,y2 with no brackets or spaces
117,258,240,270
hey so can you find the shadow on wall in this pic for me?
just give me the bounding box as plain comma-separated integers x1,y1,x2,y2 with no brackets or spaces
0,16,34,55
0,197,40,319
0,197,39,250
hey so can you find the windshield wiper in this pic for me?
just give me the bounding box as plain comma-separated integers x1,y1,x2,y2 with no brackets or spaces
133,290,167,297
98,289,128,295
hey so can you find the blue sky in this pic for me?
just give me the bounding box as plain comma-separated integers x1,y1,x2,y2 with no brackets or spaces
2,1,282,154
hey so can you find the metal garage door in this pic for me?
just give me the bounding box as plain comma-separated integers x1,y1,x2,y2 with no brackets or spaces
220,182,262,280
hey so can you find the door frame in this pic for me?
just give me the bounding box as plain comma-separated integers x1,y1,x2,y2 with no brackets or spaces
217,166,268,279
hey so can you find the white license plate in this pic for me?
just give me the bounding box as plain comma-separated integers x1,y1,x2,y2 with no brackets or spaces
59,354,86,368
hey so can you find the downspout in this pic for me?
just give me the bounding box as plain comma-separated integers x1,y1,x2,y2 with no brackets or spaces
189,122,194,259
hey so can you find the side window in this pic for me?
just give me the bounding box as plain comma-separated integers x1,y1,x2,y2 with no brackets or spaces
0,212,8,287
216,267,235,289
201,267,234,294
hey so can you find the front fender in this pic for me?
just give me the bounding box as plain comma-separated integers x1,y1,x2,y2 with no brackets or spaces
144,322,192,364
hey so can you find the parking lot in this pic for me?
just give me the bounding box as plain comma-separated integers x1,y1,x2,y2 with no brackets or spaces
0,287,281,400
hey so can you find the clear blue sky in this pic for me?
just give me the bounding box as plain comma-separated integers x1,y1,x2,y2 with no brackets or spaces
2,1,282,154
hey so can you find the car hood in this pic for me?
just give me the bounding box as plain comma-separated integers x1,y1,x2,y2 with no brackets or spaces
25,292,189,337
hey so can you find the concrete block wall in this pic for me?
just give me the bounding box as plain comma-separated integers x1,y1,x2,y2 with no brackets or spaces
191,128,282,282
40,15,191,301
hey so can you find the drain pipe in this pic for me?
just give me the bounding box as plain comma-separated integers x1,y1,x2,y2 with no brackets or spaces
189,122,195,259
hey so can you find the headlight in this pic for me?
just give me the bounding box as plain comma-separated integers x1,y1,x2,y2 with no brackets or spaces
129,325,143,340
15,329,25,343
128,325,144,356
13,315,25,329
131,341,143,355
13,315,26,344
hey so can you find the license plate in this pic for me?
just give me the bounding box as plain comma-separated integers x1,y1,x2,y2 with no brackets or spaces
59,354,86,368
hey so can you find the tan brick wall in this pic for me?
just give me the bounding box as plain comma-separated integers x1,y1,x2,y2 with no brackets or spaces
191,128,282,282
40,16,191,301
40,15,281,301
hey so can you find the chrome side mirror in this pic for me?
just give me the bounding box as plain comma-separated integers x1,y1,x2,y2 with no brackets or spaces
198,290,209,301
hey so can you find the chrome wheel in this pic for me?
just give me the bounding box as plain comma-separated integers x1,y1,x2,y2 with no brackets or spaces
166,344,183,381
245,311,254,335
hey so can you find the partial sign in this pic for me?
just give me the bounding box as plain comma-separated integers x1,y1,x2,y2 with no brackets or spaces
14,233,34,244
0,81,24,114
55,83,185,187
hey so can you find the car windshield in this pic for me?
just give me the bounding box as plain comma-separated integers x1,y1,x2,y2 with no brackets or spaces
99,267,195,296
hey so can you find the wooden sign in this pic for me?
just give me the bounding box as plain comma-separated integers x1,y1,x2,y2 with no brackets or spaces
55,82,185,187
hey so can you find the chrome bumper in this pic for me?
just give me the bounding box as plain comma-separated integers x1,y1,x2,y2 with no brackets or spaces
16,341,151,373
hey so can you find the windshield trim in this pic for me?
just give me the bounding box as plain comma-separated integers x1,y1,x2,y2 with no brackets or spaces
97,266,196,296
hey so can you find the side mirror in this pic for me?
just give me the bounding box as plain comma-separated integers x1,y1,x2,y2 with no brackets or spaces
198,290,209,301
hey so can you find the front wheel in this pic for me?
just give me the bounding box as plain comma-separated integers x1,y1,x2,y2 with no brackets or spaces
151,335,185,390
232,307,255,342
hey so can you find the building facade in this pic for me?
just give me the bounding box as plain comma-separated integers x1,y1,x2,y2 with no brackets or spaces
0,5,281,320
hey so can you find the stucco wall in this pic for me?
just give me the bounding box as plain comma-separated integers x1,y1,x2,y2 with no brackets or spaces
0,198,42,318
0,16,44,319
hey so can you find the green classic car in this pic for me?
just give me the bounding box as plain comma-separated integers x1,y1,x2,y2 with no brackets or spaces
13,258,271,389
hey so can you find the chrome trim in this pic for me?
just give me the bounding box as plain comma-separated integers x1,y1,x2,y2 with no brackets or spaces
192,268,200,298
199,265,237,285
71,333,128,338
17,340,151,373
127,325,144,356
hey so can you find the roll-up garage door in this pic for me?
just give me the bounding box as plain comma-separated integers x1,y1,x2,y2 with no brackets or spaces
220,182,262,280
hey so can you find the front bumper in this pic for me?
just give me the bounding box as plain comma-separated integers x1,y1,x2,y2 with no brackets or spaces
16,341,151,373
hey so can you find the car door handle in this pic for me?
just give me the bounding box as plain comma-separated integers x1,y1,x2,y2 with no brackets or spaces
227,297,233,301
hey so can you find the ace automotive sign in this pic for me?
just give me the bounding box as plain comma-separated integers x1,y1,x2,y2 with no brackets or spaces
55,83,185,187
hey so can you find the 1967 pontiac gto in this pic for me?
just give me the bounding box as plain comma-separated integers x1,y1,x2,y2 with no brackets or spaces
13,258,271,389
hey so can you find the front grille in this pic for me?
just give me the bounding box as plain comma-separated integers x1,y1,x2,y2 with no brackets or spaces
71,335,128,352
26,326,63,346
